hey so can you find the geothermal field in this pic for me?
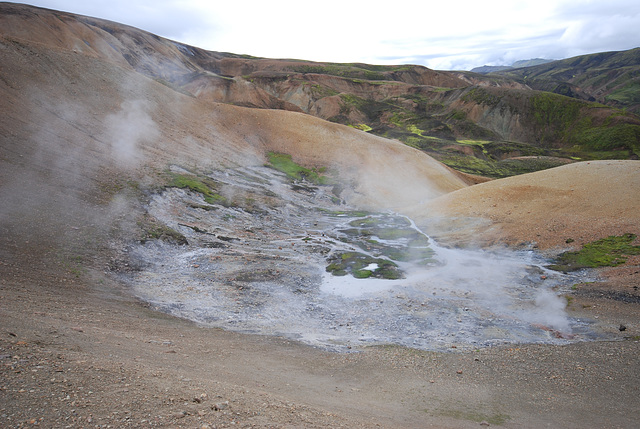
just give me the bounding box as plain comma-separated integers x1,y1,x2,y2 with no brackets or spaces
1,3,639,428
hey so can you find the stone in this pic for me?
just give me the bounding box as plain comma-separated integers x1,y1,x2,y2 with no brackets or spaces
213,401,229,411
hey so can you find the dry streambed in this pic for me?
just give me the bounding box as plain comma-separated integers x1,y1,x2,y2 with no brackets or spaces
128,165,600,351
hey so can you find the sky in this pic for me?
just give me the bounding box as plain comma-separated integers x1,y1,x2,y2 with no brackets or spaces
16,0,640,70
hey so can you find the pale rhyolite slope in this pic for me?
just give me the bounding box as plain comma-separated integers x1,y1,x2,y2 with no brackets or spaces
411,160,640,250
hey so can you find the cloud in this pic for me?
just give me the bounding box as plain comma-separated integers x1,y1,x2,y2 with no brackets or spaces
557,2,640,56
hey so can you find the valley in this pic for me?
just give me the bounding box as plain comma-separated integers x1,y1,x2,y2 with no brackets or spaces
1,3,639,428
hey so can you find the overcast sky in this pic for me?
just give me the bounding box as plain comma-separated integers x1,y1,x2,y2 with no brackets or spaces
17,0,640,70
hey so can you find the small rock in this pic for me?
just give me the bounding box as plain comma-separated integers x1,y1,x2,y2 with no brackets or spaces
456,370,463,374
173,411,187,418
480,421,490,426
213,401,229,411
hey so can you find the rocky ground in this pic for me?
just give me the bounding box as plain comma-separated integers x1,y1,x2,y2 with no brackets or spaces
2,163,640,428
2,251,639,429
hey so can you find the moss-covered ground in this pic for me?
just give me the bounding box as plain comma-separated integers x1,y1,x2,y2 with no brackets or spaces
327,213,437,279
326,252,403,280
321,78,640,178
266,152,329,185
168,172,228,205
548,234,640,272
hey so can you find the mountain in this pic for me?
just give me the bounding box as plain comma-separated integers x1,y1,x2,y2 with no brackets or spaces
470,59,553,74
511,58,555,68
492,49,640,114
0,4,465,210
2,3,638,179
470,65,514,74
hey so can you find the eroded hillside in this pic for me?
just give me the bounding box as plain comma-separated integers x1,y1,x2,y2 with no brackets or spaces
492,48,640,114
2,2,638,179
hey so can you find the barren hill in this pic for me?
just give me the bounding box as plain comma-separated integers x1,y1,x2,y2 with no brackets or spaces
1,3,640,428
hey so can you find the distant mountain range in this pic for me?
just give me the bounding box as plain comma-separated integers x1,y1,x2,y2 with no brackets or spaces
471,59,555,74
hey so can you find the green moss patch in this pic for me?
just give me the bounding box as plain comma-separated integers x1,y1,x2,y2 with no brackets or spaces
462,87,504,107
548,233,640,272
326,252,403,280
169,173,228,206
349,123,373,132
266,152,329,185
338,214,437,266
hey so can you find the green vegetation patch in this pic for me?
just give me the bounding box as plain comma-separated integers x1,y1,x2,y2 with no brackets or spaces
290,62,414,81
169,173,228,205
326,252,403,280
339,94,399,122
574,122,640,155
378,246,436,263
531,92,582,129
548,233,640,272
349,123,373,132
605,80,640,106
266,152,329,185
300,81,341,99
527,92,640,156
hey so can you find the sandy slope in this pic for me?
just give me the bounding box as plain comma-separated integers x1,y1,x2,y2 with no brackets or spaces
411,160,640,251
1,4,640,428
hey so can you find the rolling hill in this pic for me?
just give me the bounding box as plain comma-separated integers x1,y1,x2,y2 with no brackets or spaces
492,48,640,115
2,3,638,179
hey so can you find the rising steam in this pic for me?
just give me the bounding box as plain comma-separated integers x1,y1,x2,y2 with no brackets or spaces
104,99,159,169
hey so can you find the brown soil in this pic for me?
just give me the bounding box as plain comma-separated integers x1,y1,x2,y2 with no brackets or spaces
1,4,640,428
413,160,640,251
3,228,639,429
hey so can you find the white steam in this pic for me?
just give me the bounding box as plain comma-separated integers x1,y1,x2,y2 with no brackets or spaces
322,243,573,334
530,289,571,333
104,99,159,169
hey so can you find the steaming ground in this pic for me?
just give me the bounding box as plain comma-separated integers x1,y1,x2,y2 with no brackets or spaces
129,165,598,352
